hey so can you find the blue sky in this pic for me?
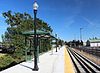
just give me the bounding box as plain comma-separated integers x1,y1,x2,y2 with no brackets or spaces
0,0,100,42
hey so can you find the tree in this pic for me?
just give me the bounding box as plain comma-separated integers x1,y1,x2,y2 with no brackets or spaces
3,11,52,45
95,37,97,40
1,34,5,43
3,11,34,45
2,11,53,55
86,40,90,47
72,40,76,47
80,40,83,46
76,40,80,47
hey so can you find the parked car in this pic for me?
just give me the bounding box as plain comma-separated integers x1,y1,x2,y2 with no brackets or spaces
0,45,16,53
7,45,16,53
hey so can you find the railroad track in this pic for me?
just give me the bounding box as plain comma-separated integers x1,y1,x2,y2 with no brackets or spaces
67,48,100,73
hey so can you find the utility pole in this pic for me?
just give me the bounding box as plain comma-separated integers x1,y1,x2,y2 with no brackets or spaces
80,28,83,41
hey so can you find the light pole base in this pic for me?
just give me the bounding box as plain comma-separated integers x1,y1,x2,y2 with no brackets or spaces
32,65,39,71
56,48,57,52
32,67,39,71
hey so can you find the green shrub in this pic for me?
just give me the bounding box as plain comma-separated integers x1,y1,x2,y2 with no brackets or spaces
11,47,25,63
0,55,14,68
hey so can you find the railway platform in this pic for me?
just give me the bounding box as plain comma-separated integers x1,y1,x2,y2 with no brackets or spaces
0,46,75,73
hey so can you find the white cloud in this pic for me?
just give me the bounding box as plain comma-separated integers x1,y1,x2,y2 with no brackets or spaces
82,17,94,26
0,13,2,17
82,16,100,29
0,13,3,19
64,16,76,29
64,19,75,29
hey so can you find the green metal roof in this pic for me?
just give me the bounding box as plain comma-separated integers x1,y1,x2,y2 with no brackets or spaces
22,30,57,39
89,39,100,43
22,30,50,35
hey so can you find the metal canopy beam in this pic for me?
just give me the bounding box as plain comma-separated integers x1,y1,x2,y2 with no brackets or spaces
22,30,57,39
22,30,50,35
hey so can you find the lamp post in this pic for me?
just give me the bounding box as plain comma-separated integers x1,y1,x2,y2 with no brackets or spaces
55,34,57,52
33,1,39,71
80,28,83,41
58,37,60,50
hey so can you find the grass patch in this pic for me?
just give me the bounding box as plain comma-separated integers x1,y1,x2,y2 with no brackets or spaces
0,53,6,57
0,55,14,69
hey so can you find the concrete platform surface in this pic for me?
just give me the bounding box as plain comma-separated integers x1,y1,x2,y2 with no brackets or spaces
0,47,65,73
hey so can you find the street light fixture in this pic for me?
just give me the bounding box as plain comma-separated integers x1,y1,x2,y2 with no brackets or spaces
33,1,39,71
58,37,60,50
55,34,57,52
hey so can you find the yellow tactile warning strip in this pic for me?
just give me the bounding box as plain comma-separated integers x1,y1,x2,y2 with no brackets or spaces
64,47,75,73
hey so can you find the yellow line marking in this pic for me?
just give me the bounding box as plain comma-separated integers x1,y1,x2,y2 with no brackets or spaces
64,47,75,73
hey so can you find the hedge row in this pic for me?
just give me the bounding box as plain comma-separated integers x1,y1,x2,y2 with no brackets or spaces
0,53,25,71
